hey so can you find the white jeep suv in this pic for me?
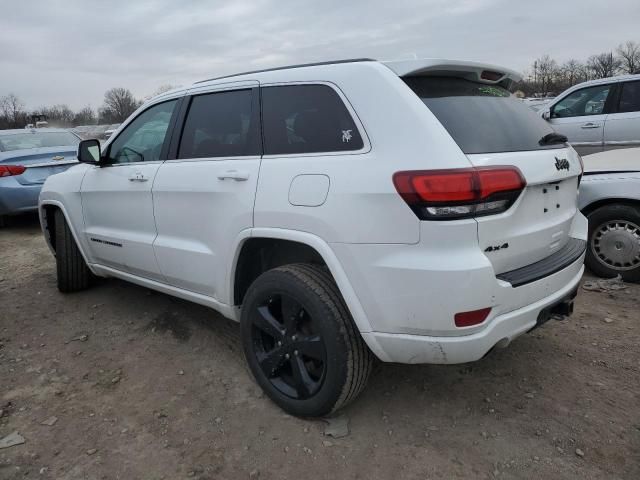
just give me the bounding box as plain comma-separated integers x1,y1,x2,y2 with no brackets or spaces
39,59,587,417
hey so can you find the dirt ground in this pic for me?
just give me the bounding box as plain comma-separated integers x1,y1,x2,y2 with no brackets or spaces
0,215,638,480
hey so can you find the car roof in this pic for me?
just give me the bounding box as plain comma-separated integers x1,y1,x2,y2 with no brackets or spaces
560,74,640,93
0,127,74,136
152,58,522,103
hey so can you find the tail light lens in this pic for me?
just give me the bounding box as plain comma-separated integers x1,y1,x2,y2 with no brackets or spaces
0,165,26,177
393,166,526,220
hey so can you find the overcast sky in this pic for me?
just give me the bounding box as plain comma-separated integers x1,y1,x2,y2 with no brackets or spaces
1,0,639,110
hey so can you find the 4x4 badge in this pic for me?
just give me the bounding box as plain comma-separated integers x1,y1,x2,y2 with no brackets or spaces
555,157,570,171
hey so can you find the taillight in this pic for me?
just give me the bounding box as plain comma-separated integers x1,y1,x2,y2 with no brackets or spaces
393,166,526,220
0,165,26,177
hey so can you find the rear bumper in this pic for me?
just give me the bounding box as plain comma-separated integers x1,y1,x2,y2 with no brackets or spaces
362,261,584,364
330,212,588,364
0,177,42,216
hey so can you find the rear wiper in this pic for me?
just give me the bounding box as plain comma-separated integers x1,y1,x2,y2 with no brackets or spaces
539,132,568,146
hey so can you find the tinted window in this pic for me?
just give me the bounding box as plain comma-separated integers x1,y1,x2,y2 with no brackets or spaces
107,100,176,164
552,84,612,118
404,77,558,154
0,131,79,152
178,89,259,159
262,85,363,155
618,81,640,113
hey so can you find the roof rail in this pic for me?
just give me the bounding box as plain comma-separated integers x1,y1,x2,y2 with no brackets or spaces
194,58,376,84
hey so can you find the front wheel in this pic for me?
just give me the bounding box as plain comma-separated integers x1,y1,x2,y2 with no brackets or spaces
585,204,640,282
240,264,373,417
54,209,93,292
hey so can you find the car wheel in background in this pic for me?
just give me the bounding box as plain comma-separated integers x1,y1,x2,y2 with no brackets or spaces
240,263,374,417
54,209,93,292
586,204,640,282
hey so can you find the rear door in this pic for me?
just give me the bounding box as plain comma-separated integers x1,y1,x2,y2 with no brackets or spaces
152,82,261,299
405,76,582,274
547,83,615,156
603,79,640,150
81,99,179,281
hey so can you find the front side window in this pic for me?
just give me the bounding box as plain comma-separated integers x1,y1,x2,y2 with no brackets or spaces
107,100,177,164
262,84,363,155
552,84,612,118
178,89,258,159
618,81,640,113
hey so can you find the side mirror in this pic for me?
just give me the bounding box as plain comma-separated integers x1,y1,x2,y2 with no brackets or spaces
78,139,101,164
542,110,551,121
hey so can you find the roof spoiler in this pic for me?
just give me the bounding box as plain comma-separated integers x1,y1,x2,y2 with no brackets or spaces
383,59,522,88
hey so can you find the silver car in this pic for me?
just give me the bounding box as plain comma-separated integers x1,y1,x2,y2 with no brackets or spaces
541,74,640,156
579,148,640,281
0,128,80,226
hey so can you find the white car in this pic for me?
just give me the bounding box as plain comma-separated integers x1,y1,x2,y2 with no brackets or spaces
38,58,587,417
541,74,640,156
579,148,640,281
103,124,121,140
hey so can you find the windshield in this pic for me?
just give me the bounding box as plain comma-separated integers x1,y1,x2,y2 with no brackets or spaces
404,76,561,154
0,131,80,152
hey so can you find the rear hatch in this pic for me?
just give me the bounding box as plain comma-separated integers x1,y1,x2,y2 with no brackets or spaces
402,73,582,274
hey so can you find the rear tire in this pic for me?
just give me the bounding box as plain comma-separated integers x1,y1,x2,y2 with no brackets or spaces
54,209,92,292
240,263,374,417
585,204,640,283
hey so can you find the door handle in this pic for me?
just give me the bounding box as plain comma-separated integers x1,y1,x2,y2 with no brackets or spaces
581,123,601,129
128,172,148,182
218,170,249,181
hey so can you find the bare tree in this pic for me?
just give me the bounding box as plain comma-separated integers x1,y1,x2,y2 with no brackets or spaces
0,93,26,127
73,106,96,126
587,52,621,79
533,55,558,95
560,59,585,88
616,41,640,74
100,88,139,123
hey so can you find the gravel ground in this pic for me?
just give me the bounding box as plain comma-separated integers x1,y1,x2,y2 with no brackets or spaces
1,215,639,480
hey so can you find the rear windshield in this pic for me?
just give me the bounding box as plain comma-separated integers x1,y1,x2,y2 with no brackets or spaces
404,77,560,154
0,131,80,152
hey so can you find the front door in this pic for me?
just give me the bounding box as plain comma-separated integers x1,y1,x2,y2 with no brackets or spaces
81,99,179,281
548,83,614,156
152,84,261,300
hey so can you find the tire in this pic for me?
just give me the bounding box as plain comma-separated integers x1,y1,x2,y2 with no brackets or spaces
240,263,374,417
0,216,6,228
585,204,640,283
54,209,92,292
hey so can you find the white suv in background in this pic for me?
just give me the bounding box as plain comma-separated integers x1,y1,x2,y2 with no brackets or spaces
39,59,587,417
541,74,640,156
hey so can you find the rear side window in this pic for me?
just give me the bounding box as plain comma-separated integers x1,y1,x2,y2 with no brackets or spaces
618,81,640,113
404,77,559,154
178,89,259,159
262,84,363,155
